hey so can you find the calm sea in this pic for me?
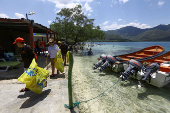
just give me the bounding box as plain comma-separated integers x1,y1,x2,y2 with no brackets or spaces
72,42,170,113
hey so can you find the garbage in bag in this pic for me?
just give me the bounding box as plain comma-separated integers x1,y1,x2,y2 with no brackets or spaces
54,49,64,73
66,51,69,63
17,58,50,94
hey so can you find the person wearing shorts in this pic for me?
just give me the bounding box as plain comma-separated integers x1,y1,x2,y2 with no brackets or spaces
47,38,59,77
60,42,68,65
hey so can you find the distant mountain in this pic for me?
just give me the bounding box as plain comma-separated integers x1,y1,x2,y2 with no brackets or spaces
103,33,131,42
150,24,170,31
104,24,170,41
131,29,170,41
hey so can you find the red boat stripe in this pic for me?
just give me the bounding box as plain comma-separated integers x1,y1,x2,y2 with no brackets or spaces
131,61,140,66
109,56,115,61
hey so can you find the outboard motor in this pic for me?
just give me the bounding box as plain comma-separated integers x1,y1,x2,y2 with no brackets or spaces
99,55,117,72
120,59,143,81
115,57,123,62
93,54,107,70
137,63,160,88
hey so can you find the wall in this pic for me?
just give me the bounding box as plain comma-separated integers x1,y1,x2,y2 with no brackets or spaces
0,28,30,55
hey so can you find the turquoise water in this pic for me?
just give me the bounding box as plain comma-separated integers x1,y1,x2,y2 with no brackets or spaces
72,42,170,113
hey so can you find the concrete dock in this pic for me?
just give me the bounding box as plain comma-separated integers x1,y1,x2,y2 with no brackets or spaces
0,55,78,113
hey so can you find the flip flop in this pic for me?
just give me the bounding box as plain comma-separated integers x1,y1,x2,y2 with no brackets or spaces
50,74,55,77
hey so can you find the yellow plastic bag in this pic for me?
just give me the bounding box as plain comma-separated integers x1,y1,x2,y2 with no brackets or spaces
17,58,50,94
66,51,69,63
54,49,64,73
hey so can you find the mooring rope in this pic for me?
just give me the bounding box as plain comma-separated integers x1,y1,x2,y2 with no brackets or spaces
64,79,120,109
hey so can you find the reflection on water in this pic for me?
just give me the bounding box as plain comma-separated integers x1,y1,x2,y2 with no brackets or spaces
72,42,170,113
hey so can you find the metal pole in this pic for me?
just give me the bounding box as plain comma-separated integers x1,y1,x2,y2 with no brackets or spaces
68,51,73,108
26,13,28,20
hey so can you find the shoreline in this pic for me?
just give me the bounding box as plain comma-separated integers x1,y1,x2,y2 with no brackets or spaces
71,50,170,113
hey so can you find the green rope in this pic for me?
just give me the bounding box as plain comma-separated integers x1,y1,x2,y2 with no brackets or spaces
164,56,167,61
64,79,120,109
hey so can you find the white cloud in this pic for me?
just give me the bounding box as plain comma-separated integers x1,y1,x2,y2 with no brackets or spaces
87,13,91,16
55,2,79,9
135,20,137,21
15,13,25,19
48,20,52,24
0,13,10,18
84,2,93,12
47,0,93,14
119,0,129,4
158,1,164,7
118,19,122,21
55,10,61,14
112,0,117,4
111,5,113,7
101,22,151,30
103,21,109,25
97,2,100,4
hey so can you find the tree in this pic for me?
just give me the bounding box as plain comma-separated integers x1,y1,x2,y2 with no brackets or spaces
50,4,105,44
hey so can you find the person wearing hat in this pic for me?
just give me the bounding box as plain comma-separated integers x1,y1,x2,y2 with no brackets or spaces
47,38,59,77
60,41,68,66
58,41,61,44
13,37,38,92
57,41,62,48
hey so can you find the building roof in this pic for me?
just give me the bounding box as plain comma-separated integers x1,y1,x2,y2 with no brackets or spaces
0,18,57,34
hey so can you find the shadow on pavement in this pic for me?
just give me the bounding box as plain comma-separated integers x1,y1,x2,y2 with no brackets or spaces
70,108,77,113
19,89,51,109
50,73,65,79
18,90,37,98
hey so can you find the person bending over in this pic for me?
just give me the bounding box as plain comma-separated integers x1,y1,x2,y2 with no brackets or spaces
13,37,37,92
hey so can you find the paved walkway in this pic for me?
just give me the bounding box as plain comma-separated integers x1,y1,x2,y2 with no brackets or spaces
0,55,78,113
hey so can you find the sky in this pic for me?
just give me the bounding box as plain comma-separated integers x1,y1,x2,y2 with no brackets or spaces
0,0,169,31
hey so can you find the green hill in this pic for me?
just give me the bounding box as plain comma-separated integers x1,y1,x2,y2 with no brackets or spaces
132,29,170,41
104,24,170,41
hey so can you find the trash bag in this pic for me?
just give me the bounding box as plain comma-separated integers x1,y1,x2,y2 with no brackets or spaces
17,58,50,94
54,49,64,73
66,51,69,63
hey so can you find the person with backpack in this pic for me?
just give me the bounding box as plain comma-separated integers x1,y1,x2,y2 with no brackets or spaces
13,37,38,92
60,41,68,66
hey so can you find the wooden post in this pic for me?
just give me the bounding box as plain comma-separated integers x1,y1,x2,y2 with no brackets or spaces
29,25,34,47
54,34,56,41
68,51,73,108
57,34,58,44
46,30,49,43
